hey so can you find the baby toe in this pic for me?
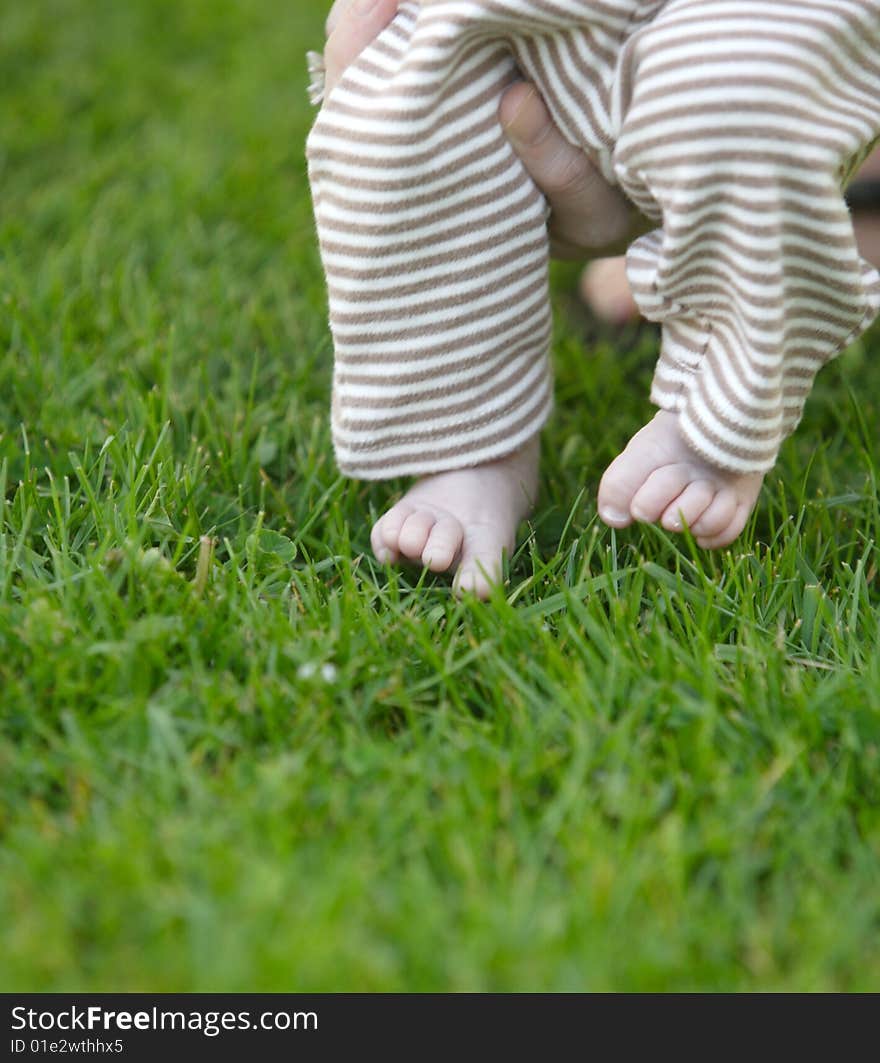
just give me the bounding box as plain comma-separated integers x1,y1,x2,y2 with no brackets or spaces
454,529,506,600
660,480,715,532
454,561,496,601
597,453,645,528
370,527,398,564
696,500,752,550
377,502,416,551
691,489,738,541
422,516,464,573
371,506,411,563
630,464,693,523
397,510,438,561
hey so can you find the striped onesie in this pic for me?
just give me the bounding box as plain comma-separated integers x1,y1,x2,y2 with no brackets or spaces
306,0,880,481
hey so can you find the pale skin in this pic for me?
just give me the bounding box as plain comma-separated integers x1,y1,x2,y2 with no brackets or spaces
581,150,880,326
323,0,765,596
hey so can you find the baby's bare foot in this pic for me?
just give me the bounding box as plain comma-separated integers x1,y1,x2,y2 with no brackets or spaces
598,411,764,548
370,435,540,599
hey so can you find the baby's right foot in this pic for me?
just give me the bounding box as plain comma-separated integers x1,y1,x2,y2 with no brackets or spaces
598,410,765,548
370,435,540,599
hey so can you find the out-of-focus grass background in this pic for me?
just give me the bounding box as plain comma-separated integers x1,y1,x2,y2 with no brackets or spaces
2,0,880,990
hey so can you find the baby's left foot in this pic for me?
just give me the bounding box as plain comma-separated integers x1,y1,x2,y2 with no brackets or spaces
597,410,764,548
370,435,540,599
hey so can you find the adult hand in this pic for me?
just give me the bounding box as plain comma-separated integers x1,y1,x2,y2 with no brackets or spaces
324,0,401,96
321,0,641,258
499,84,639,258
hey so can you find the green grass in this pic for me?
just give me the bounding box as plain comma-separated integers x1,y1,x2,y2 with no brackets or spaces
2,0,880,992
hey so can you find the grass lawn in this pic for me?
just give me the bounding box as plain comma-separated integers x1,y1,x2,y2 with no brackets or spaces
3,0,880,992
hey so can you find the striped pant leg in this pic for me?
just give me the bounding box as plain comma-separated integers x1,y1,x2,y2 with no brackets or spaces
613,0,880,474
306,1,642,480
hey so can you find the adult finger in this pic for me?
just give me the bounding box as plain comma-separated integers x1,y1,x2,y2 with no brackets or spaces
326,0,349,38
324,0,400,97
580,257,640,325
500,82,637,257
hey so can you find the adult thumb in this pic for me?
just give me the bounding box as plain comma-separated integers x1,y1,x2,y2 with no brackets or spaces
501,82,635,257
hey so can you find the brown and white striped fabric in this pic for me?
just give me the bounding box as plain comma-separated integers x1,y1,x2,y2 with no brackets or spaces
307,0,880,479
